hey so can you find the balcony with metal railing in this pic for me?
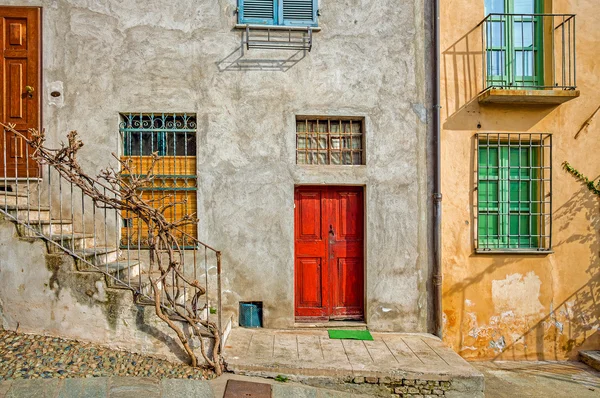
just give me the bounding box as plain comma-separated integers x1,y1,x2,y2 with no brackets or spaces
478,13,580,104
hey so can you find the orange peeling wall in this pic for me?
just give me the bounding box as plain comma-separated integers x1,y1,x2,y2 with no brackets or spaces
441,0,600,360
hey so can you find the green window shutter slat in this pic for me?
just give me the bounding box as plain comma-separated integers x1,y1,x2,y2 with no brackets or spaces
479,214,500,248
282,0,318,26
498,147,509,245
479,181,499,210
478,146,499,178
240,0,276,24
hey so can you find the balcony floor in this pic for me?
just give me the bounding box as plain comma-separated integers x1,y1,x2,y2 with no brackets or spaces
478,88,580,105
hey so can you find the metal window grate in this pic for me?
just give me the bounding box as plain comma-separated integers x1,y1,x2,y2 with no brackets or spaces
475,132,552,252
119,113,198,247
245,26,313,51
120,113,196,157
296,118,364,165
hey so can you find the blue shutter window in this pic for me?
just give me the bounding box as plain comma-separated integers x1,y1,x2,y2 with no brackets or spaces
239,0,277,25
282,0,318,26
239,0,318,27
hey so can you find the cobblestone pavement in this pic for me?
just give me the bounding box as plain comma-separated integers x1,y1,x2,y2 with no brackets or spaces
0,330,213,381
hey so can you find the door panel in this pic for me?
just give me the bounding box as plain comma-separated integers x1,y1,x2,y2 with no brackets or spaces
331,258,363,315
8,61,25,120
297,191,322,240
296,257,324,310
0,7,40,178
295,186,364,321
329,188,364,319
295,188,328,317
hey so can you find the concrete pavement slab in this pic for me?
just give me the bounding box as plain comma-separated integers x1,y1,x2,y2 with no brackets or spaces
108,377,160,398
5,379,60,398
0,381,13,397
161,379,213,398
473,361,600,398
57,378,107,398
272,384,318,398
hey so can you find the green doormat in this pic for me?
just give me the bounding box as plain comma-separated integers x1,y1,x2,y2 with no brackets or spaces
328,330,373,341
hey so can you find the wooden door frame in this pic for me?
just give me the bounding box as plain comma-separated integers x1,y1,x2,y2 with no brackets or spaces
0,6,42,180
294,184,366,323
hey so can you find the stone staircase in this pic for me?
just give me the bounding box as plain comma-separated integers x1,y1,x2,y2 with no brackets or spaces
580,351,600,372
0,180,226,364
2,185,144,300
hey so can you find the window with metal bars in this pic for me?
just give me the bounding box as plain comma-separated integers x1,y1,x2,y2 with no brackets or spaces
296,118,364,165
119,113,197,248
476,133,552,252
238,0,318,27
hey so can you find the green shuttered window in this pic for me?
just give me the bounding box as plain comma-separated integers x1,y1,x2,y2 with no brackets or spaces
476,133,552,252
239,0,318,26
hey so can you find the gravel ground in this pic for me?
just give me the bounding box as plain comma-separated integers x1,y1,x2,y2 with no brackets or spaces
0,329,214,381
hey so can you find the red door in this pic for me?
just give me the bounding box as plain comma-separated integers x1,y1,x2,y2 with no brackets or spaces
0,7,41,178
295,186,364,321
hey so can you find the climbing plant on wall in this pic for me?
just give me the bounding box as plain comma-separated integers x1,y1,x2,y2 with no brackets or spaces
562,161,600,196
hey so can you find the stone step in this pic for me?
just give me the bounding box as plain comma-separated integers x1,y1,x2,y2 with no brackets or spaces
4,205,51,221
101,260,143,288
130,277,199,309
0,192,41,207
580,350,600,371
294,320,368,330
73,247,120,269
44,233,96,253
224,330,485,397
0,180,41,193
0,196,38,208
16,219,73,236
132,291,211,327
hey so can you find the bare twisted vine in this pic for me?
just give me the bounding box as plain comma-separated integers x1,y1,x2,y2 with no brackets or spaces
1,123,222,375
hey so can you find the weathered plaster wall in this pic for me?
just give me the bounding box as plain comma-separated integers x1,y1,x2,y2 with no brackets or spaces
0,0,433,340
0,218,208,362
441,0,600,360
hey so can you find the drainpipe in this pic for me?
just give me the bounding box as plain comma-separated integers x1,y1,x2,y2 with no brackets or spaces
432,0,443,339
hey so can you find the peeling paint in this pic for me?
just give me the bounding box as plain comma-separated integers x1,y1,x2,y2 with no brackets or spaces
492,272,544,317
489,336,506,352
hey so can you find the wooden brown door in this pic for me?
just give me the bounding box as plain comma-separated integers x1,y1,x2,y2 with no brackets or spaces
295,186,364,321
0,7,40,178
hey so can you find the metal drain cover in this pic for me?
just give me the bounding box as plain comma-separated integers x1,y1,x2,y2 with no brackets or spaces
224,379,272,398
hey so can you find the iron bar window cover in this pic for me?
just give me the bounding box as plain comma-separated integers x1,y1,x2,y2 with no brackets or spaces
296,118,364,165
475,133,552,252
119,113,197,247
245,26,313,51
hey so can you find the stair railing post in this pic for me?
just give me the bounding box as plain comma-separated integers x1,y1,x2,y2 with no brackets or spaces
217,251,222,350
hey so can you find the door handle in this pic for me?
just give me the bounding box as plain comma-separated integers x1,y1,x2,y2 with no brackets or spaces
25,85,34,98
329,224,334,236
